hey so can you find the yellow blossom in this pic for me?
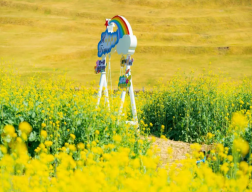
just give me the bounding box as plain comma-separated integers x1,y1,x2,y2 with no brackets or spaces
44,140,53,147
231,112,248,132
19,122,32,134
206,132,213,139
167,147,173,155
69,144,76,151
227,155,233,162
70,134,76,140
233,138,249,157
3,125,15,137
77,143,85,150
220,163,229,174
41,130,47,139
41,123,46,128
240,161,249,174
113,135,122,143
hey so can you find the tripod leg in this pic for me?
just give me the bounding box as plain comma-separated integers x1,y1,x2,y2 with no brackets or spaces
103,73,110,110
119,90,126,115
129,78,138,123
97,72,106,107
117,90,126,125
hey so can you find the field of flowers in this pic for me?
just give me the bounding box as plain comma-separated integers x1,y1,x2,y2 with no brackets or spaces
1,67,252,191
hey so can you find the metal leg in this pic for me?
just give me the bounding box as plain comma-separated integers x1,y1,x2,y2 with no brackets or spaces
97,72,105,107
118,63,138,126
103,73,110,109
129,77,137,122
119,90,126,115
97,54,110,109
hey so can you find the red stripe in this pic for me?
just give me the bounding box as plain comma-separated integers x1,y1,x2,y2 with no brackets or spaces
111,15,130,35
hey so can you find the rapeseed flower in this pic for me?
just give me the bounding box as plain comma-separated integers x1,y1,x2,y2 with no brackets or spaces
77,143,85,150
240,161,249,174
41,130,47,139
70,134,76,140
233,138,249,157
231,112,248,132
45,140,53,147
113,135,122,143
3,125,15,137
19,122,32,134
41,123,46,128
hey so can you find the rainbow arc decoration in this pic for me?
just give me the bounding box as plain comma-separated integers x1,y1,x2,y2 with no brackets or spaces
97,15,135,57
109,15,133,39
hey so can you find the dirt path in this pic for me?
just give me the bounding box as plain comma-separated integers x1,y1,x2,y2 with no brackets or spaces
150,137,210,166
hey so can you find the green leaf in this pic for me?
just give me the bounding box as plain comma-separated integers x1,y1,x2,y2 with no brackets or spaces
19,117,24,122
6,119,14,125
4,135,12,143
29,131,37,142
77,120,81,126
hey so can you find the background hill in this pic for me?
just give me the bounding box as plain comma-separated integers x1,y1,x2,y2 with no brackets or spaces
0,0,252,88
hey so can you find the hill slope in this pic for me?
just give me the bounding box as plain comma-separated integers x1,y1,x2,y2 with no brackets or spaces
0,0,252,87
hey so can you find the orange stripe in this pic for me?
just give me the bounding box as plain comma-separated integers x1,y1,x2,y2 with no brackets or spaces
111,15,130,35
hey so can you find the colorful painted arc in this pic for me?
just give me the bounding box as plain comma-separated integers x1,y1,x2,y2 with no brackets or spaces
109,15,131,39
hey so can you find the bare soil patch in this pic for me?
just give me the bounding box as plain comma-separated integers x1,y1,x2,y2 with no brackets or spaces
150,136,211,166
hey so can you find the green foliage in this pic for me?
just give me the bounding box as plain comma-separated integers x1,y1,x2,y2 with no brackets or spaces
140,72,252,142
0,69,149,157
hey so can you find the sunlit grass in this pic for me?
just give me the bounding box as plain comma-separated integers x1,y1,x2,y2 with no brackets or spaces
0,0,252,87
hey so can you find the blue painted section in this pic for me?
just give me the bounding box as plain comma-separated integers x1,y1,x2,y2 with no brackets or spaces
196,157,206,165
97,29,119,57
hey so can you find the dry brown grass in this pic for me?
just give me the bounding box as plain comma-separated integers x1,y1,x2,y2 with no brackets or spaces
150,136,211,166
0,0,252,87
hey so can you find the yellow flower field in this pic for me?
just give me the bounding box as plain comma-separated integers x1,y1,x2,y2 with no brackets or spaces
1,0,252,190
0,67,252,191
1,124,252,191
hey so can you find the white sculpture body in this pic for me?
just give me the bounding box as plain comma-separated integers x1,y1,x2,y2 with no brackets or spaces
96,15,138,125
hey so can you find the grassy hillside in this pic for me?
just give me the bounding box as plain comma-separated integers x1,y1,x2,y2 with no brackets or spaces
0,0,252,88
